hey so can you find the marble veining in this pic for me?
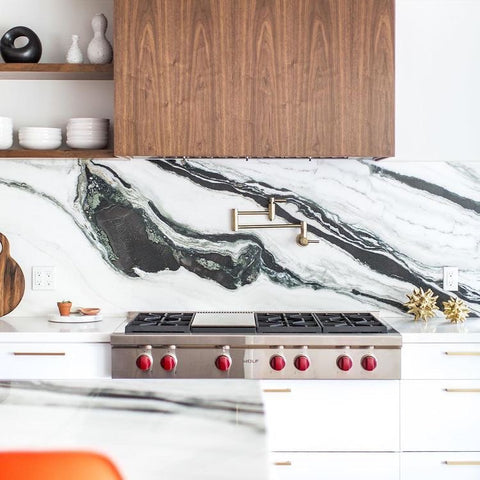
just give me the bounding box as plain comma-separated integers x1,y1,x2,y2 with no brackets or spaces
0,158,478,316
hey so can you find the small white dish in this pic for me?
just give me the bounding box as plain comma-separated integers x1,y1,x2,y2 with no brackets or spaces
19,133,62,139
68,117,109,123
67,137,108,149
19,137,62,150
66,134,108,141
66,127,108,133
20,127,62,134
0,137,13,149
67,128,108,135
48,313,103,323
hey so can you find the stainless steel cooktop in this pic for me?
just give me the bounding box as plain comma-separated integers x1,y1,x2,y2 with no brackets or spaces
111,311,401,380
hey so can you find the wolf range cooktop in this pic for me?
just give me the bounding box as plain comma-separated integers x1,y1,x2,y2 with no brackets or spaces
111,311,401,379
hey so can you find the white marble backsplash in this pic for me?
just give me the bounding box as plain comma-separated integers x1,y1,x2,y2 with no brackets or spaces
0,158,478,317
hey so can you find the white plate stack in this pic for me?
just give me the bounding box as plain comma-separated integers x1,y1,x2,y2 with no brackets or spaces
0,117,13,150
19,127,62,150
66,118,109,149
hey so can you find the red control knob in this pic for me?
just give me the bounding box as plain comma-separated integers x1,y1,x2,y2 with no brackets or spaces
270,355,286,371
215,355,232,371
361,355,377,371
337,355,353,371
160,354,177,371
136,354,152,371
294,355,310,371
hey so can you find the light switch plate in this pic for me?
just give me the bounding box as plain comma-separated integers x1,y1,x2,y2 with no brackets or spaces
443,266,458,291
32,266,56,290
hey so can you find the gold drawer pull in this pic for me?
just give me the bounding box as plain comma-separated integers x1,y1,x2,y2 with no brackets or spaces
13,352,65,356
445,388,480,393
445,352,480,356
274,461,292,466
445,461,480,466
263,388,292,393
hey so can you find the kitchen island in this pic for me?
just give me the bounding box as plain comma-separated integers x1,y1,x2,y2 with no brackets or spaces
0,380,268,480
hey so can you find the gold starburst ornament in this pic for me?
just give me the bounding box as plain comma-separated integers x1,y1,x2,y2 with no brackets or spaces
443,297,470,323
404,287,439,322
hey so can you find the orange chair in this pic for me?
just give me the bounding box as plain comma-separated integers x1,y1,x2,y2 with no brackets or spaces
0,451,123,480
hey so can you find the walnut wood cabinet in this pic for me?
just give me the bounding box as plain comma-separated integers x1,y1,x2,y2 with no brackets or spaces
114,0,394,158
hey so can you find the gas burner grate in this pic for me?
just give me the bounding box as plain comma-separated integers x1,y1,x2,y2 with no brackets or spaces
314,313,387,333
256,313,322,333
125,312,194,333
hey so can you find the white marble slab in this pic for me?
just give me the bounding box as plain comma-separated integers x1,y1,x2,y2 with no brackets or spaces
0,158,478,319
0,380,268,480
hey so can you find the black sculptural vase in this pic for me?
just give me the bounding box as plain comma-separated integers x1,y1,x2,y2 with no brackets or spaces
0,26,42,63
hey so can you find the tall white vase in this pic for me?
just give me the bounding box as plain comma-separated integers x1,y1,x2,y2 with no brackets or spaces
87,13,113,64
66,34,83,64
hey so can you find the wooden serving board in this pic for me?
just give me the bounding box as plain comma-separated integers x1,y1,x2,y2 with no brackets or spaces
0,233,25,316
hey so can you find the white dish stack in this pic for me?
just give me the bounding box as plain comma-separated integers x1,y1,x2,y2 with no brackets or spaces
66,118,109,149
0,117,13,150
19,127,62,150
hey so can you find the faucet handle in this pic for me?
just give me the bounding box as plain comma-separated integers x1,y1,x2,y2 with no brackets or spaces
268,197,287,221
296,221,319,246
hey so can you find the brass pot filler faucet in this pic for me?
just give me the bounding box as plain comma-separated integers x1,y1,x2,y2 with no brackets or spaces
232,197,319,246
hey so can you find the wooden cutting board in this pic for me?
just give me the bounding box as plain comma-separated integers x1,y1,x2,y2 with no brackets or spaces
0,233,25,316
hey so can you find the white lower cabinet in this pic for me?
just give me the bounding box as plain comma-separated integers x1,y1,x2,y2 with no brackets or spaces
270,452,400,480
262,380,400,452
261,380,400,479
401,380,480,451
401,453,480,480
400,340,480,480
0,342,111,379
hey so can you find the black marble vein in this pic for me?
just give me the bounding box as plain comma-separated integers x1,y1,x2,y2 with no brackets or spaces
144,159,479,312
367,163,480,215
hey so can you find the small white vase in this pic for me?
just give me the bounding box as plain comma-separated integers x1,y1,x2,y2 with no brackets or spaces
87,13,113,64
66,34,84,64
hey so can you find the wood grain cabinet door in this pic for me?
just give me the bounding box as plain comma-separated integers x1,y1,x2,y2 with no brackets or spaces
114,0,394,158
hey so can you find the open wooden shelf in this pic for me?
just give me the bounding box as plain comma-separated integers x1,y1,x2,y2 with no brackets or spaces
0,63,113,80
0,149,115,159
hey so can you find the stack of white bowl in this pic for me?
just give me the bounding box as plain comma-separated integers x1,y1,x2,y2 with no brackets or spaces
0,117,13,150
66,118,109,149
19,127,62,150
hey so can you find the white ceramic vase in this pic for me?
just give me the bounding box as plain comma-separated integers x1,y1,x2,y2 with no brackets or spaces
87,13,113,64
66,34,83,64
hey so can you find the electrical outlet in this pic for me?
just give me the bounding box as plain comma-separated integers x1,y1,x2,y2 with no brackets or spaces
443,267,458,291
32,266,56,290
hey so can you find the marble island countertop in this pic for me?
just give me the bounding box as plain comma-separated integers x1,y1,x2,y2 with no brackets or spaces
0,379,268,480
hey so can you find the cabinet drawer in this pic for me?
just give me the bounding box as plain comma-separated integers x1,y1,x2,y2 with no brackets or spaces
401,380,480,451
270,452,399,480
401,453,480,480
262,380,399,452
402,344,480,379
0,343,110,379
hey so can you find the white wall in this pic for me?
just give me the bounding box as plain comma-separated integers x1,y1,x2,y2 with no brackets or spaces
395,0,480,161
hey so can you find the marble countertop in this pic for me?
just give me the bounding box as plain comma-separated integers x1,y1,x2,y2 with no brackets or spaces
0,379,268,480
2,315,480,345
383,316,480,343
0,316,125,342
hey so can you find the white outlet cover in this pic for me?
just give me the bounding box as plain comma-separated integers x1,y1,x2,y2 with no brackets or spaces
443,266,458,291
32,266,56,291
